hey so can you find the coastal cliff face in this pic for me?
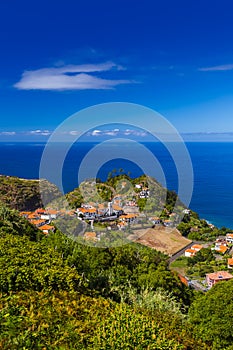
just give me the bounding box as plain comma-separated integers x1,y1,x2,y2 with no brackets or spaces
0,176,61,211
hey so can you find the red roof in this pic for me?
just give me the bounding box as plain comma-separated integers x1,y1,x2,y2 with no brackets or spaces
207,271,233,281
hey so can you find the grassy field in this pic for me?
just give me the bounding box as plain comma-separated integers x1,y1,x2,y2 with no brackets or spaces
128,226,192,255
170,256,189,275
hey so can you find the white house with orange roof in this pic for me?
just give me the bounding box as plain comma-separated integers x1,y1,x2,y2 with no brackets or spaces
227,258,233,269
226,233,233,244
185,244,203,257
38,224,55,235
30,219,48,227
184,249,196,258
206,271,233,288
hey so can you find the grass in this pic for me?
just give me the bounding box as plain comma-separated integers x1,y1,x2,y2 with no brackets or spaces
170,257,189,275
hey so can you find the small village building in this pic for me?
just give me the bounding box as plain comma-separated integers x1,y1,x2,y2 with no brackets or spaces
135,184,142,189
185,244,203,257
227,258,233,269
226,233,233,244
20,211,33,218
119,213,138,223
206,271,233,288
149,217,161,225
164,219,173,227
191,244,203,252
38,224,55,234
30,219,47,227
185,249,196,258
214,245,228,254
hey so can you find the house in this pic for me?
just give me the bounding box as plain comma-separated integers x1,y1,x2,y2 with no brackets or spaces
206,271,233,288
43,209,59,220
135,184,142,189
139,189,150,198
185,249,196,258
30,219,47,227
149,217,161,225
119,213,138,223
117,221,127,230
20,211,32,218
228,258,233,269
77,207,97,219
164,219,173,227
226,233,233,244
112,204,124,216
214,245,228,254
185,244,203,257
191,244,203,252
38,224,55,234
182,209,190,215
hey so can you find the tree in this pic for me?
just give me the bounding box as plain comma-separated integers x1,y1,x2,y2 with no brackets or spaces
188,279,233,349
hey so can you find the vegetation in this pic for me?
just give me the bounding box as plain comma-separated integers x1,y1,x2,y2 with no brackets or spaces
0,202,206,349
0,176,61,211
0,175,232,349
188,279,233,349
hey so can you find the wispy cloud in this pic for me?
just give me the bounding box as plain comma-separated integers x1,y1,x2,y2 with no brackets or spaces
87,128,148,137
0,131,16,135
14,61,133,91
29,130,51,136
198,64,233,72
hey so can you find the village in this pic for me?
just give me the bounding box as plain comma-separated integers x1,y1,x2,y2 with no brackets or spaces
20,179,233,291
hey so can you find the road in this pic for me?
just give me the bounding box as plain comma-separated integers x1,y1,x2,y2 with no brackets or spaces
168,241,194,263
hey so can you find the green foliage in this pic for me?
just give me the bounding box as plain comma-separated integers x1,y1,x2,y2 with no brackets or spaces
0,291,208,350
187,248,214,267
66,187,83,208
0,203,40,241
188,279,233,349
0,234,85,293
0,176,61,211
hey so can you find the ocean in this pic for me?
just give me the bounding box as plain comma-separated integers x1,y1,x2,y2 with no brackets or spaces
0,141,233,229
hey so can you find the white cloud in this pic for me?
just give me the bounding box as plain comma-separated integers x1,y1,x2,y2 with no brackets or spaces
87,128,147,137
0,131,16,135
123,129,147,137
198,64,233,72
14,62,132,91
69,130,80,136
91,129,102,136
29,130,51,136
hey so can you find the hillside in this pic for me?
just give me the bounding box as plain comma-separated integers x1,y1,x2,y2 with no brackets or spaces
0,186,232,348
0,175,61,211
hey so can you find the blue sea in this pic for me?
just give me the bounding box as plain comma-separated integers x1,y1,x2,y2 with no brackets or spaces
0,141,233,229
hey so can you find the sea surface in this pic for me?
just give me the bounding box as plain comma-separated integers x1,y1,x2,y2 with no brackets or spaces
0,141,233,229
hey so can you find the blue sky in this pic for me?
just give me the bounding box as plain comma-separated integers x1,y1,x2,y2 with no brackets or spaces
1,0,233,140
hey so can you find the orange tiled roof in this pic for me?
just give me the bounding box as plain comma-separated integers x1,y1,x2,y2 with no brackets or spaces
38,224,54,231
35,208,46,214
216,245,228,253
20,211,32,216
119,213,137,219
192,244,203,250
28,214,40,220
46,209,58,215
185,249,196,254
30,219,46,226
78,207,96,213
226,233,233,238
228,258,233,266
207,271,233,280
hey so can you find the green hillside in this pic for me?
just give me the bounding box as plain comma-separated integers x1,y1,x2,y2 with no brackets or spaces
0,176,232,349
